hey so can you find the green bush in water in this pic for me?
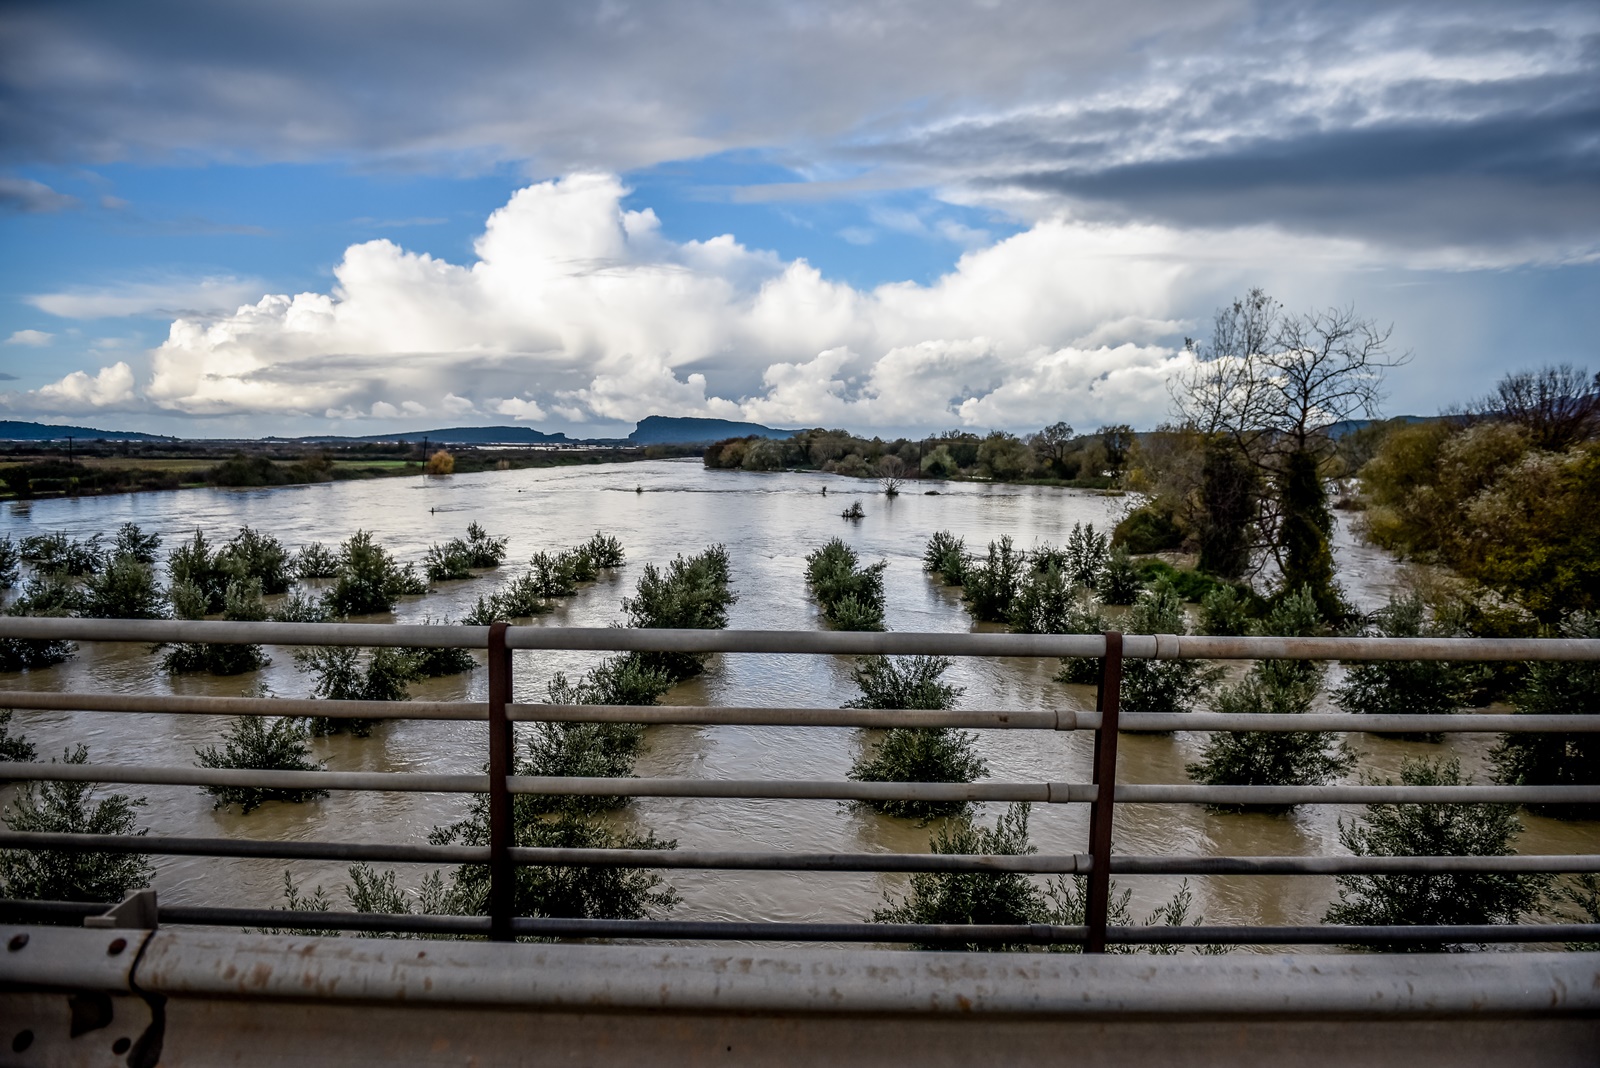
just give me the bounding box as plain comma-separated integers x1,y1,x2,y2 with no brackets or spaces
80,553,165,619
623,544,737,681
219,527,295,594
1008,563,1076,634
195,715,327,814
1199,584,1252,635
845,655,984,821
1118,582,1220,717
295,542,339,579
805,538,886,630
0,746,152,906
0,709,36,762
1490,611,1600,820
922,531,968,585
1322,756,1545,952
111,523,161,565
1098,546,1144,606
296,645,417,736
1332,593,1481,740
19,531,105,576
430,811,678,922
164,578,268,675
962,536,1024,622
323,530,428,616
0,534,20,589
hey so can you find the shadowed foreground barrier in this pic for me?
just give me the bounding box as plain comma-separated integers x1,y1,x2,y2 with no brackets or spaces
2,925,1598,1067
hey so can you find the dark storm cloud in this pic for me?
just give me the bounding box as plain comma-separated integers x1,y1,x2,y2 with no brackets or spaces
1,0,1595,255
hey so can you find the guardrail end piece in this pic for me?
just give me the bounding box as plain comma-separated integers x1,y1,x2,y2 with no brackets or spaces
85,888,158,930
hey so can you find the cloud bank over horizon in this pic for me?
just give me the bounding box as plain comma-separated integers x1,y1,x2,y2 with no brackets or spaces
6,172,1437,434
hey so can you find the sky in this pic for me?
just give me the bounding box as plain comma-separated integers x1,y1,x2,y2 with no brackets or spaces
1,0,1596,440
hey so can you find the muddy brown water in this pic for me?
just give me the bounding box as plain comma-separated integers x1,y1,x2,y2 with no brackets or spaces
1,459,1594,944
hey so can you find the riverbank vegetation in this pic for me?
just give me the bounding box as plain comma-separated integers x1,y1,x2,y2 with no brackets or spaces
845,655,984,821
705,423,1132,489
805,538,887,631
0,439,697,501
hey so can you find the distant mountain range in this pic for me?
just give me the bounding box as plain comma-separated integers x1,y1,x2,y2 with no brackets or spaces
0,415,795,446
627,416,794,444
0,420,174,442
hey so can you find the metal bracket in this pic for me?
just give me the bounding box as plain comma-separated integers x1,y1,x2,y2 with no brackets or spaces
85,888,158,930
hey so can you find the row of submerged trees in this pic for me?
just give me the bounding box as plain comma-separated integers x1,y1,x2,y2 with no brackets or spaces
0,534,744,929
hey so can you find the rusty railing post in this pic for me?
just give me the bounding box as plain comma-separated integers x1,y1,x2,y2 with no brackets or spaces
1085,631,1123,953
487,621,515,942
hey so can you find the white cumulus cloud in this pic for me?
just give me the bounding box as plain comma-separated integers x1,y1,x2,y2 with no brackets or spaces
4,329,53,346
10,361,139,413
94,172,1397,433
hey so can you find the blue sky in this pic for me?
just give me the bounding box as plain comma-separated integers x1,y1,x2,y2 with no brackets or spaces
1,1,1596,438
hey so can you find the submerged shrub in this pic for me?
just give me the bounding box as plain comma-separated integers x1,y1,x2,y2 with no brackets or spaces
462,523,510,568
296,646,416,736
80,553,165,619
195,715,327,814
430,810,678,921
1052,598,1111,685
1200,584,1252,636
623,544,737,681
845,655,982,820
1008,563,1076,634
0,573,80,671
323,530,428,616
164,578,268,675
0,708,37,762
923,531,968,585
0,535,19,588
1118,582,1219,717
1099,546,1144,606
1063,522,1109,589
295,542,340,579
872,803,1042,948
219,527,294,594
1322,755,1545,951
112,523,161,565
424,542,474,582
805,538,886,630
1490,611,1600,820
962,536,1024,622
1332,594,1480,740
20,531,105,576
167,529,231,612
270,589,332,623
0,746,153,906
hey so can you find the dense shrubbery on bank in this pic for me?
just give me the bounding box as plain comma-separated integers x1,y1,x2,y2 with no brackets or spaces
705,423,1132,487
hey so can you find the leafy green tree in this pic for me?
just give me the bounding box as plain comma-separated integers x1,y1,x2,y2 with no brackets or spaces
1490,611,1600,819
623,545,736,681
167,528,231,612
1332,594,1480,740
845,655,983,821
80,552,165,619
324,530,428,616
1322,756,1545,951
195,715,327,814
20,531,105,576
1099,546,1144,606
0,746,153,905
1008,563,1076,634
0,534,19,588
1119,583,1219,716
219,527,294,594
295,542,340,578
430,810,678,921
0,572,80,672
296,646,416,736
1063,523,1109,588
1199,584,1252,636
805,538,886,630
962,536,1024,622
524,656,671,815
164,578,268,675
922,531,968,585
111,523,161,564
976,431,1034,480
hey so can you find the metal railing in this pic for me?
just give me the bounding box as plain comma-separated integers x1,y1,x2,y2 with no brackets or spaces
0,616,1597,950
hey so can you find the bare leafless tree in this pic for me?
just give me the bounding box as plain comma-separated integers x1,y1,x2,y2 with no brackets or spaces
877,455,907,497
1472,364,1600,451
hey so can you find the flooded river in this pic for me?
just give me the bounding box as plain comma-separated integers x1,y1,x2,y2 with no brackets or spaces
1,459,1594,941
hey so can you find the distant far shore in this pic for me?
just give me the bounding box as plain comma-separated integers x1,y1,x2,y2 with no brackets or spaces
0,439,700,502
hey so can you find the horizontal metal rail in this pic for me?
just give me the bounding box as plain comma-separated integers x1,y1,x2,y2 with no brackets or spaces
5,831,1599,876
3,616,1598,661
7,762,1599,807
8,692,1598,734
0,690,485,721
1,899,1593,946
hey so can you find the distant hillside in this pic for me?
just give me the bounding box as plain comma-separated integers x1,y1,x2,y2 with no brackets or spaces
278,425,574,445
354,425,571,445
1325,415,1434,439
0,419,174,442
628,416,795,445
